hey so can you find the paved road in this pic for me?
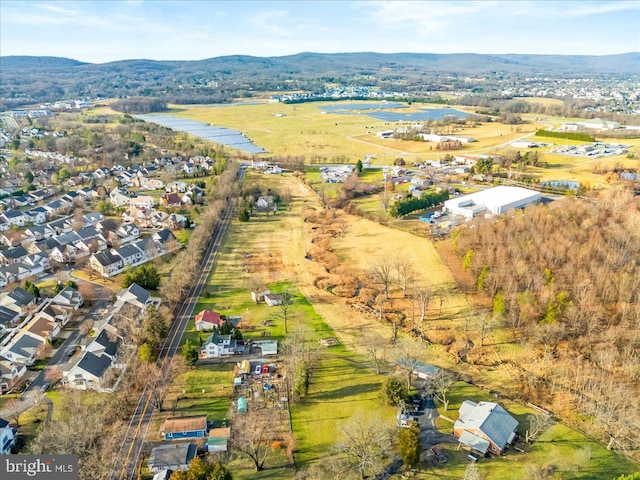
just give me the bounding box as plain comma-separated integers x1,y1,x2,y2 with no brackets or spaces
0,285,112,420
109,166,246,480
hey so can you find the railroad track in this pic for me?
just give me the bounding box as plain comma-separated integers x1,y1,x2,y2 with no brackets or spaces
110,166,246,480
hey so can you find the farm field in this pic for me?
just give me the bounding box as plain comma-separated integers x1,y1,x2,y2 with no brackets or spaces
175,169,639,478
167,101,541,163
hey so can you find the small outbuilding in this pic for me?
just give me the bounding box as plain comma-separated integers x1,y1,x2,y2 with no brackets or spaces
237,397,248,414
207,427,231,452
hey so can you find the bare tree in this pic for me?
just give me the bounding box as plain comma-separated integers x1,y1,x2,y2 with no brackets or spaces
333,412,393,479
426,370,457,411
525,412,554,443
4,399,23,427
366,257,394,299
395,339,424,392
475,313,497,347
358,328,384,374
231,406,274,472
144,357,180,411
276,290,294,334
414,286,431,324
395,254,417,298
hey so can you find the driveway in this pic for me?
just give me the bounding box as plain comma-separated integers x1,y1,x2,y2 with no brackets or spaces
415,392,457,449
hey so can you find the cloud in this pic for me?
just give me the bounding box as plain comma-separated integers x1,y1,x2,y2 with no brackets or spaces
247,9,292,37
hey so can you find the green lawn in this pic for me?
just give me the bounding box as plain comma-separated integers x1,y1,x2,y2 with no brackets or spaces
291,346,395,469
421,381,638,479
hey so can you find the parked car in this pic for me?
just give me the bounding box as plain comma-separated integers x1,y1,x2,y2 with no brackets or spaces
40,383,50,392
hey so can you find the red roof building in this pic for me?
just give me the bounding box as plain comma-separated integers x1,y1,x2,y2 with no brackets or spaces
195,310,223,331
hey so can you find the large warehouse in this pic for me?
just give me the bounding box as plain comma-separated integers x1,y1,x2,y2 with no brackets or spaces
444,186,541,219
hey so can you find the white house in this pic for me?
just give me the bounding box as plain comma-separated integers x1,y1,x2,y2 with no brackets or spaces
200,334,243,358
109,187,131,207
130,195,155,211
0,417,16,454
1,211,26,227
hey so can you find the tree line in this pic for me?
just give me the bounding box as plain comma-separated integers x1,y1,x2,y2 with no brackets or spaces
452,191,640,453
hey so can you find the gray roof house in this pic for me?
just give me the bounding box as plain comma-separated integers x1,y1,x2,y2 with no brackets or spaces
65,351,113,390
52,286,83,310
0,332,43,365
89,250,124,277
116,244,145,267
454,401,519,455
148,443,197,473
115,283,157,310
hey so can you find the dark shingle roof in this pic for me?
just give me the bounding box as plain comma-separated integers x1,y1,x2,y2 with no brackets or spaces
77,352,112,379
7,287,35,306
116,244,142,259
92,250,122,267
93,329,120,357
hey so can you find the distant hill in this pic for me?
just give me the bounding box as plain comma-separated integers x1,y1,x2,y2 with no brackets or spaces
1,52,638,110
0,55,87,69
3,52,638,75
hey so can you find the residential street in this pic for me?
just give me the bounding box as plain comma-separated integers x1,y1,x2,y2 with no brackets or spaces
0,281,112,420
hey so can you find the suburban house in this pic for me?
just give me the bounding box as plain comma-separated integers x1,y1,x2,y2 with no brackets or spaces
52,286,83,310
89,250,124,277
161,193,182,209
1,210,26,227
148,443,197,474
194,310,223,331
454,401,519,456
0,306,21,330
207,427,231,452
24,208,47,225
0,287,37,316
82,212,105,226
115,283,159,311
0,332,43,365
153,229,179,251
0,417,16,454
256,195,275,210
36,302,73,327
24,315,60,343
264,294,283,307
200,334,244,358
64,329,121,392
109,187,131,207
130,195,155,211
0,246,28,266
161,415,208,440
116,244,146,267
115,223,140,244
0,360,27,394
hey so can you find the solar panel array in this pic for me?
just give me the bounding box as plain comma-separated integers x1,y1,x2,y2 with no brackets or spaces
135,115,266,154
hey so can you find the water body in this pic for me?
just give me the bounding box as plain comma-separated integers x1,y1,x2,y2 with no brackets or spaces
319,102,407,113
135,114,266,154
542,180,580,190
365,108,469,122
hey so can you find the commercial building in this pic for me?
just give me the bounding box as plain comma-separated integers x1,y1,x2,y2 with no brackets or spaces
443,186,540,219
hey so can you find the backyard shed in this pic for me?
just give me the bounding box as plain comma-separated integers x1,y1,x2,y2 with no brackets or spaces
237,397,248,414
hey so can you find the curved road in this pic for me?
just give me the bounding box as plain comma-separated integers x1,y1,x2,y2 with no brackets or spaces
109,166,246,480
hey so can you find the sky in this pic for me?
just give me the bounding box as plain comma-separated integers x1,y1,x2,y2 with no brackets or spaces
1,0,639,63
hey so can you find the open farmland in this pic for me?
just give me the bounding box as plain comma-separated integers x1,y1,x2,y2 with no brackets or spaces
167,101,538,163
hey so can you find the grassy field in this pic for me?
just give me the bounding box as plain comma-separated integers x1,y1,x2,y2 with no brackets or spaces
172,169,639,478
426,381,638,480
166,101,543,163
291,346,396,468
